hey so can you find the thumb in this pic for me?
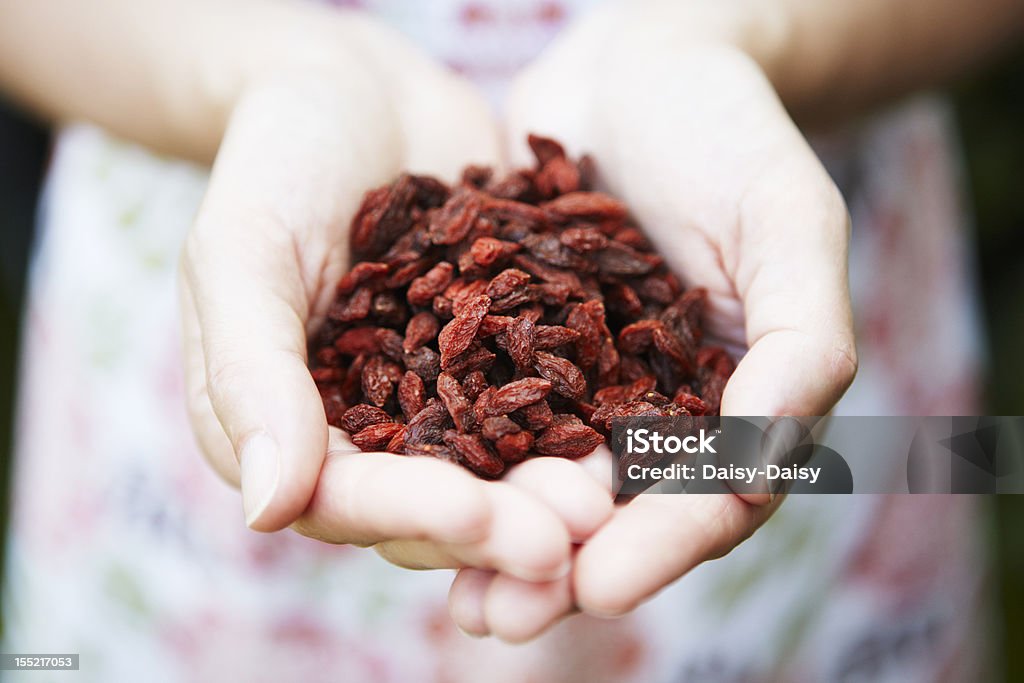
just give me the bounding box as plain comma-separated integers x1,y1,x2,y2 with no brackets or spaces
184,243,324,531
182,79,398,530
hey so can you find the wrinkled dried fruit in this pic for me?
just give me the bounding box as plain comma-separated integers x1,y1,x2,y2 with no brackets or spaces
407,262,454,307
404,399,451,446
404,312,440,353
461,370,489,401
436,372,477,433
495,431,534,463
361,355,397,407
398,371,426,419
487,377,553,416
534,422,605,458
438,294,491,367
352,422,404,451
482,416,522,441
517,400,554,430
505,315,536,370
429,186,482,245
533,351,586,400
443,430,504,478
339,404,391,434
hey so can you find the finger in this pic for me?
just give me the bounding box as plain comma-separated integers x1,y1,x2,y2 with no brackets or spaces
718,159,855,506
721,416,822,505
292,430,492,546
574,494,777,617
376,482,572,581
576,443,617,494
344,16,503,178
182,80,398,531
180,276,239,487
724,162,857,419
502,456,613,542
448,568,496,637
482,571,575,643
392,64,502,179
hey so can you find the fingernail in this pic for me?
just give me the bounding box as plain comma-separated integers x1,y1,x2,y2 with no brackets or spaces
455,625,489,639
241,433,281,528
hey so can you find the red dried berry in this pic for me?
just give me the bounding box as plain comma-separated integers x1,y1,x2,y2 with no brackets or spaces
335,261,390,295
361,355,399,407
495,432,535,464
351,175,417,258
398,371,426,420
352,422,404,452
535,155,581,197
533,351,586,400
543,192,627,221
375,328,405,362
478,315,514,337
486,377,553,416
565,303,602,370
339,404,392,434
517,401,554,430
482,416,522,441
442,344,496,379
534,422,604,458
590,400,662,431
652,324,695,376
328,286,374,322
505,315,536,370
403,346,441,382
470,237,521,267
405,399,452,446
533,325,580,350
404,312,440,353
486,269,532,299
527,134,567,166
407,262,454,307
461,370,489,401
436,372,477,433
443,431,504,478
617,319,661,355
559,226,608,252
438,294,491,368
429,186,482,245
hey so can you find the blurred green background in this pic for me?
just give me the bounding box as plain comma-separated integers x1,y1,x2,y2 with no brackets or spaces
0,56,1022,674
956,54,1024,681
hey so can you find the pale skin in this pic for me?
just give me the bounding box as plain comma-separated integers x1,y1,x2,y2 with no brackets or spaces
2,0,1021,643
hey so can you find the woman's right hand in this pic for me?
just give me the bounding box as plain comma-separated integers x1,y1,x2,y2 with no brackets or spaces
179,11,611,582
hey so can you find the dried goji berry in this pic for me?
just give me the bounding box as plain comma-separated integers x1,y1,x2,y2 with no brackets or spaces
486,377,553,416
534,422,604,458
339,404,392,434
352,422,404,452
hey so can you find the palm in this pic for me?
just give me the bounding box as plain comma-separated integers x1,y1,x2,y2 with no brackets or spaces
447,39,856,639
181,60,609,583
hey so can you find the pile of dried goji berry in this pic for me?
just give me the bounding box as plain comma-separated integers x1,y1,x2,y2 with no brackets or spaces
309,135,735,478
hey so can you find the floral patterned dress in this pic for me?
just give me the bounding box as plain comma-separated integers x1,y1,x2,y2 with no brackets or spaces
2,1,994,681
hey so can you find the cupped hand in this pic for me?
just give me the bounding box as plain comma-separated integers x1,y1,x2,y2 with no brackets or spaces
449,2,857,639
179,15,609,582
